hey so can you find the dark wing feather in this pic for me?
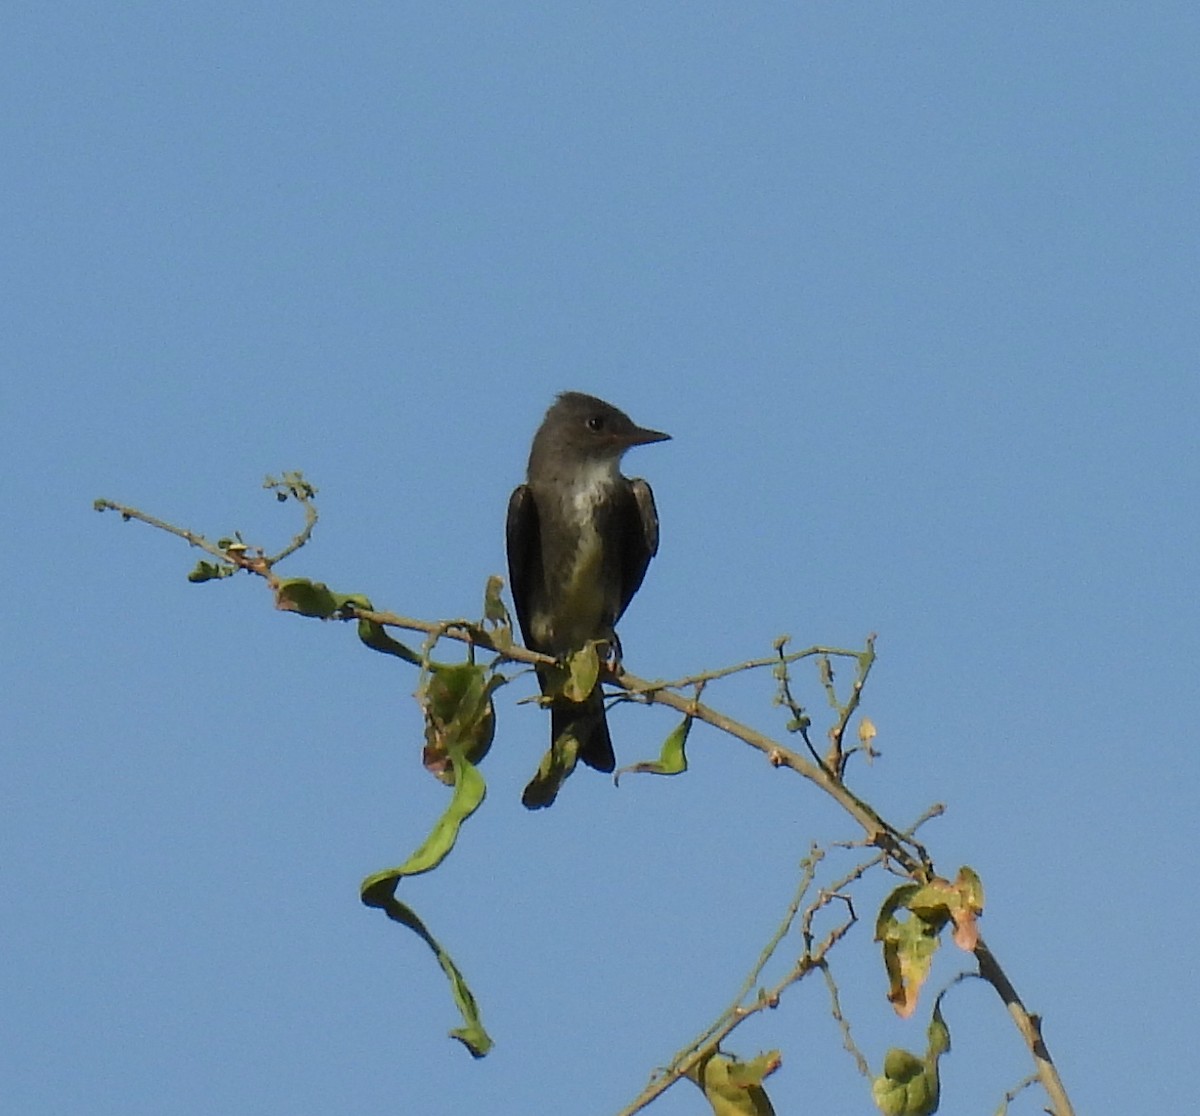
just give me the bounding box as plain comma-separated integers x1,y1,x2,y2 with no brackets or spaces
614,477,660,624
505,484,542,650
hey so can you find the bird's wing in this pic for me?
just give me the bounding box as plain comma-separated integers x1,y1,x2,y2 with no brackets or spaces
505,484,542,650
615,477,660,623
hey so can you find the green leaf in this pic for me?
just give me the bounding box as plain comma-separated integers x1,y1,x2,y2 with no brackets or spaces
273,578,421,661
561,642,601,703
873,1048,937,1116
615,715,692,781
927,1002,951,1058
871,1005,951,1115
363,742,486,883
187,559,233,583
356,618,421,664
361,667,495,1052
521,724,581,809
272,577,342,618
357,891,492,1057
421,662,501,780
361,735,491,1055
687,1050,780,1116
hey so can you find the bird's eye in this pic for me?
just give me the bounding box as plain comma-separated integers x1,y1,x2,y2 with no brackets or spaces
586,415,605,432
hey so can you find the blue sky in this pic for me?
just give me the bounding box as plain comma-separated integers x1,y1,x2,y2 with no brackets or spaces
4,5,1197,1114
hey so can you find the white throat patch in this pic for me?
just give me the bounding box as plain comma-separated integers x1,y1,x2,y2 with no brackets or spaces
570,457,621,516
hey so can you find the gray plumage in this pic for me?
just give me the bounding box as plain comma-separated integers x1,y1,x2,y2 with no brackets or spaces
507,392,668,789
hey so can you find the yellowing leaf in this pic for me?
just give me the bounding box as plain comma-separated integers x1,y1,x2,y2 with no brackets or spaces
482,574,508,626
877,870,987,1018
876,884,939,1018
481,574,513,651
907,868,985,954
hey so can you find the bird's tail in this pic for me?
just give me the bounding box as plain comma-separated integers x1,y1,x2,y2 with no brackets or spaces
551,688,615,773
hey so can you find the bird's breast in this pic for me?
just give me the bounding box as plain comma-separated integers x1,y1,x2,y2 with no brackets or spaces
529,468,620,651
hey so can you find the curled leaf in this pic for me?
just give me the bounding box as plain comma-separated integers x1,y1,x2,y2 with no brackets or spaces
687,1050,780,1116
421,662,501,780
263,470,316,502
187,559,234,583
907,868,985,953
949,866,984,950
273,579,421,660
480,575,513,651
873,1048,937,1116
927,1002,951,1058
615,716,692,781
273,577,342,618
482,574,508,624
877,870,986,1016
876,884,938,1018
361,736,491,1055
871,1005,951,1115
561,643,601,703
364,746,486,884
521,725,580,809
356,618,420,664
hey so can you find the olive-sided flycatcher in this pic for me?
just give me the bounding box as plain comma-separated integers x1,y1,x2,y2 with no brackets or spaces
506,391,669,777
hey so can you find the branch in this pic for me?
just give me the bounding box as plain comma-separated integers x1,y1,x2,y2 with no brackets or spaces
615,666,929,879
974,937,1076,1116
262,472,319,564
94,498,230,562
822,639,876,774
95,487,1076,1115
820,960,872,1078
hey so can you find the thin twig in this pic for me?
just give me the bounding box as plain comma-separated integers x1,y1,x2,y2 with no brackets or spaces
94,499,229,561
263,472,319,565
615,666,930,880
622,845,886,1115
996,1072,1040,1114
825,636,877,774
624,644,867,693
681,847,823,1057
818,960,872,1077
616,897,858,1116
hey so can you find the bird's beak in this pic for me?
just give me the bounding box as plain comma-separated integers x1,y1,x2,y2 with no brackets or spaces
623,425,671,447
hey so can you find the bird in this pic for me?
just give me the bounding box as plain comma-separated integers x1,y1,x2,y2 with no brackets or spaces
506,391,669,794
